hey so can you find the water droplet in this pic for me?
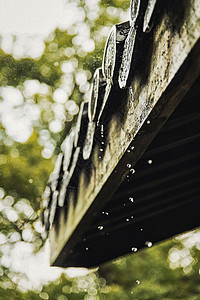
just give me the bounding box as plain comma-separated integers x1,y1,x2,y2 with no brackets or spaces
131,247,137,252
98,226,104,230
99,156,102,159
126,218,130,222
127,175,129,178
145,241,152,247
131,146,135,150
127,149,131,153
147,120,151,124
140,228,144,231
131,215,134,219
123,203,126,206
100,148,104,152
129,197,134,202
148,159,152,164
136,280,140,285
130,169,135,174
29,179,33,183
85,247,89,250
83,238,87,242
102,211,109,215
127,164,131,168
101,141,105,145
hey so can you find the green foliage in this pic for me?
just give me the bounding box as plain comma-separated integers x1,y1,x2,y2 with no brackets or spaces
0,0,200,299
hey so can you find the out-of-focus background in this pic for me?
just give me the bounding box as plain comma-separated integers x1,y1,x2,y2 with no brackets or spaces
0,0,200,299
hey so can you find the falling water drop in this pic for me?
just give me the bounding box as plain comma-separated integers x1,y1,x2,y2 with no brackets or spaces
98,226,104,230
130,168,135,174
129,197,134,202
131,247,137,252
145,241,153,247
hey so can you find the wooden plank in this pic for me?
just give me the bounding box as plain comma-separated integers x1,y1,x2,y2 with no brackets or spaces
49,0,200,266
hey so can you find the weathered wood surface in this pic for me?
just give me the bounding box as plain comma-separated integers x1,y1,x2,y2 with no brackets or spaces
49,0,200,266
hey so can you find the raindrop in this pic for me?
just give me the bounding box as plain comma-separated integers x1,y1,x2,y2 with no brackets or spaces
102,211,109,215
136,280,140,285
148,159,152,164
145,241,153,247
127,164,131,168
101,141,105,145
131,247,137,252
140,228,144,232
85,247,89,251
98,226,104,230
126,218,130,222
129,197,134,202
100,148,104,152
131,216,134,219
130,168,135,174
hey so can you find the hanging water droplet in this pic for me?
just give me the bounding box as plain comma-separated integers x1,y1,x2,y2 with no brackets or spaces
83,238,87,242
136,280,140,285
101,141,105,145
129,197,134,202
85,247,89,250
98,226,104,230
148,159,152,164
99,156,102,159
147,120,151,124
100,148,104,152
131,247,137,252
126,218,130,222
145,241,153,247
127,164,131,168
140,228,144,231
131,215,134,219
127,175,129,178
130,168,135,174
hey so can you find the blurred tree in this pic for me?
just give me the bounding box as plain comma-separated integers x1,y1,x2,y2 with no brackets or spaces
0,0,200,299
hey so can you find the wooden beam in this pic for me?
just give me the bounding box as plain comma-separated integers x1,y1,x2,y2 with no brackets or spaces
48,0,200,267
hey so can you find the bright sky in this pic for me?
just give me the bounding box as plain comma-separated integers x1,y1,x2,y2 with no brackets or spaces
0,0,74,36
